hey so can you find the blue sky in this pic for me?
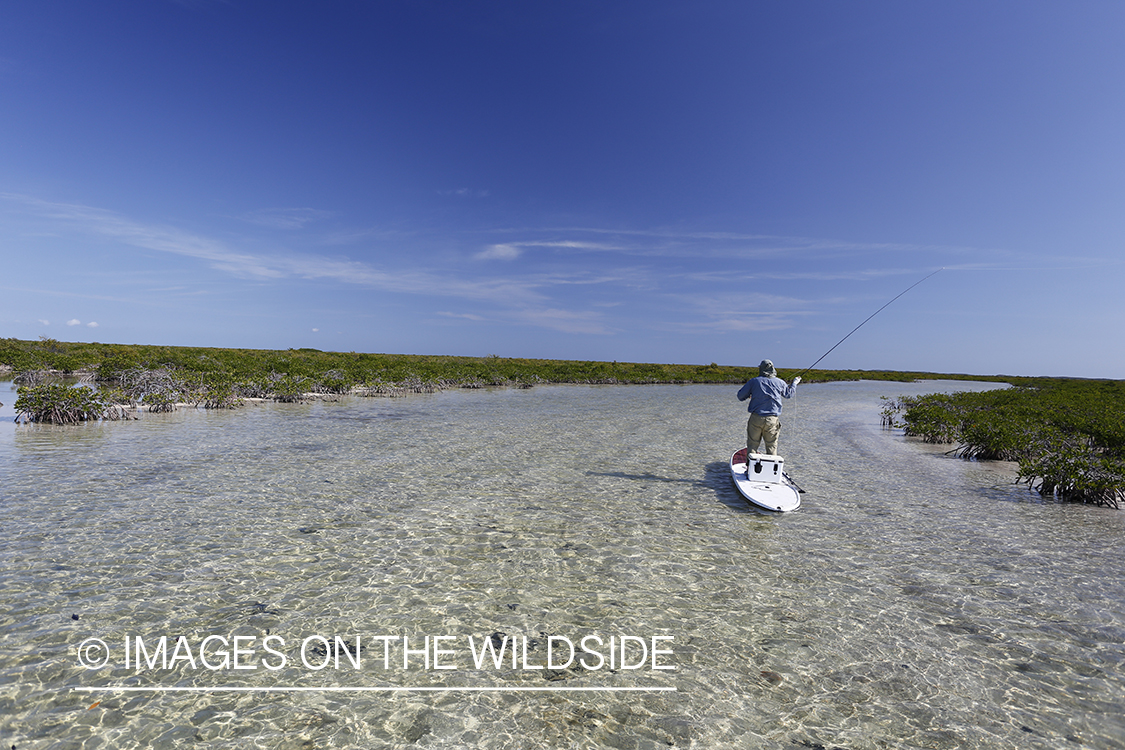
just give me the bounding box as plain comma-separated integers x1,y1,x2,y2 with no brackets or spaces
2,1,1123,378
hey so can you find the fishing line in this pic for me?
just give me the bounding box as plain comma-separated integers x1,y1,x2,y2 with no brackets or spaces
794,268,943,379
742,268,941,470
778,268,941,462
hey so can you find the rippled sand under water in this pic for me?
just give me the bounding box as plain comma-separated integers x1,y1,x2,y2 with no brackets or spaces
1,380,1123,749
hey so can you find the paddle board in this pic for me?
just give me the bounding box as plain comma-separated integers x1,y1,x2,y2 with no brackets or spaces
730,448,802,512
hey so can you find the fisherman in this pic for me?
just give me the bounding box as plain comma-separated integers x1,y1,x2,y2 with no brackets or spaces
737,360,800,457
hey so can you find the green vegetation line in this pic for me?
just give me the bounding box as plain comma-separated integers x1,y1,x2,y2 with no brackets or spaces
2,337,1020,390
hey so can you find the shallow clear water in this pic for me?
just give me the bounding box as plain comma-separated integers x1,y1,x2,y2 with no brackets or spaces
1,380,1123,749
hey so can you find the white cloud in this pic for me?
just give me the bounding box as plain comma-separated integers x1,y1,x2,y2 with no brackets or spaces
67,319,81,326
38,319,49,325
87,321,99,328
312,328,319,332
475,244,522,261
474,240,626,260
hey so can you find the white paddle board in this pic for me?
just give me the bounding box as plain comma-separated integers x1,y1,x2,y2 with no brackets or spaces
730,448,802,512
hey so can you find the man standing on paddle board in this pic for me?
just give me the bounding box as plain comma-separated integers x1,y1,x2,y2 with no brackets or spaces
737,360,800,457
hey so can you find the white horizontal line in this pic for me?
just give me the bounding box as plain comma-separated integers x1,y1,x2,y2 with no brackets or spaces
74,686,676,693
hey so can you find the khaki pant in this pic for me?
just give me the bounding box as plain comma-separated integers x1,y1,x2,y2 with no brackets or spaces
747,413,781,455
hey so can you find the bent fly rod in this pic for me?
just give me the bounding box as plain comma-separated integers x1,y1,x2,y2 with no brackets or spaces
794,268,943,380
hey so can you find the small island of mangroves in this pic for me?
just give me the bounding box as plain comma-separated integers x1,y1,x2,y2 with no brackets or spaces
4,336,1124,508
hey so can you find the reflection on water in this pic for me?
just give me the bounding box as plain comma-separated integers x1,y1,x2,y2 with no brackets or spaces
1,381,1123,749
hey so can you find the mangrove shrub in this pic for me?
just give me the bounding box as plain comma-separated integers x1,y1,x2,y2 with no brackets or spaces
14,384,121,424
883,381,1125,508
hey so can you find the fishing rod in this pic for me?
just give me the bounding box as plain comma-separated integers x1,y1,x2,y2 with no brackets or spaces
794,268,943,380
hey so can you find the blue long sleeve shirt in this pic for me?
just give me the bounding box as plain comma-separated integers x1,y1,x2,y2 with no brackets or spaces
737,375,796,416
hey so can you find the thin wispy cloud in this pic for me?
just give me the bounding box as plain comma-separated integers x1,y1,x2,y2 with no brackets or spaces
438,188,490,198
661,291,816,334
239,207,334,230
491,226,996,263
319,226,419,247
512,240,627,251
683,267,931,284
527,270,637,287
21,193,947,342
437,311,486,322
671,314,800,334
515,308,612,335
4,194,563,312
679,291,813,316
5,192,1045,350
9,195,286,279
0,282,202,304
439,306,611,335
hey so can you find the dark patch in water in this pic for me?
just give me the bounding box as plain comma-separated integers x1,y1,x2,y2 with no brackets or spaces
319,412,417,423
760,670,784,685
308,638,358,660
936,621,982,635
